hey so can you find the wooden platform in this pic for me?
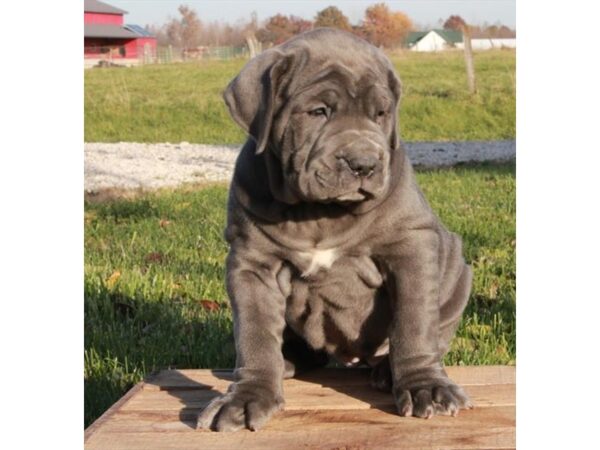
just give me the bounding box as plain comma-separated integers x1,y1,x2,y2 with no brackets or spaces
85,366,515,450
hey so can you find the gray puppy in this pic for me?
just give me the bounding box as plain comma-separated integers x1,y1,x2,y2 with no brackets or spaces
197,28,472,432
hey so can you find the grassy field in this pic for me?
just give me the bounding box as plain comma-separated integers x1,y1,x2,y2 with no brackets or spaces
84,49,515,143
84,162,515,427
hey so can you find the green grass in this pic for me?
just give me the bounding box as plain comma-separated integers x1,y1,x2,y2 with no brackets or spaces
84,49,515,143
84,162,515,427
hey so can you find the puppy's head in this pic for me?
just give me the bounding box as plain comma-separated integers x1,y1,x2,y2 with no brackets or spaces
224,28,402,205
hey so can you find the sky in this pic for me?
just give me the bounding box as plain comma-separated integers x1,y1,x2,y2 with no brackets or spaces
107,0,516,30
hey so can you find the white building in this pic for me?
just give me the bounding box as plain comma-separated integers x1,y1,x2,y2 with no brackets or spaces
406,29,463,52
406,29,516,52
467,38,516,50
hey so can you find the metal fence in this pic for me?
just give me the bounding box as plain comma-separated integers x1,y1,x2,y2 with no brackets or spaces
84,45,249,68
163,46,249,62
84,43,158,67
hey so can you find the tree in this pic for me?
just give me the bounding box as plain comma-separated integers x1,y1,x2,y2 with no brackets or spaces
350,24,367,40
361,3,413,48
241,12,260,57
497,25,515,38
146,24,170,46
314,6,351,31
468,22,516,39
165,5,202,49
443,15,467,31
257,14,313,45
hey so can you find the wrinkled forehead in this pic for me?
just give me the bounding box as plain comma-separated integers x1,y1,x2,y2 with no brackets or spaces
285,65,393,112
288,39,393,93
287,31,390,70
297,63,385,95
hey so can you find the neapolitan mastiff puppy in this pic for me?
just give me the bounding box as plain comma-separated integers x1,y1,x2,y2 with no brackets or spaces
197,28,473,432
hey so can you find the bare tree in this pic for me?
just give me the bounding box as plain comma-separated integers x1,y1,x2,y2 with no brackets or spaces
164,5,202,49
179,5,202,48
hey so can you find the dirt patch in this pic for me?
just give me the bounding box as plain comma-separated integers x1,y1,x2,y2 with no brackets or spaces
85,141,516,193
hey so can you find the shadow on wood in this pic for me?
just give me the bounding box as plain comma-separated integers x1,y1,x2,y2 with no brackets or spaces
144,369,229,429
85,366,516,449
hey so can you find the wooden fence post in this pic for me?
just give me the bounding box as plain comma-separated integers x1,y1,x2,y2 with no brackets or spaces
246,34,259,58
463,26,477,95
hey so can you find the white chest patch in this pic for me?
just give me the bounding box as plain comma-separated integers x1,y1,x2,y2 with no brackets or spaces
298,248,338,277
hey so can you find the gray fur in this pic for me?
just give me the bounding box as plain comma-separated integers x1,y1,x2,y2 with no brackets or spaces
197,29,472,432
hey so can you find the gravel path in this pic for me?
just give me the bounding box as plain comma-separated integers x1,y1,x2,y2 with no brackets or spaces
84,140,515,192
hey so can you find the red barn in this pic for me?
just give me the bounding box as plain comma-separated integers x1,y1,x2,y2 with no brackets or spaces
84,0,157,67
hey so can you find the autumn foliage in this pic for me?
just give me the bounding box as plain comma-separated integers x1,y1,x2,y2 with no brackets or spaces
361,3,413,48
314,6,351,31
256,14,313,45
443,14,516,38
150,3,515,50
443,15,467,32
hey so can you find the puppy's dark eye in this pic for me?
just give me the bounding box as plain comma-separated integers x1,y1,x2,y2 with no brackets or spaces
308,107,328,117
375,110,388,125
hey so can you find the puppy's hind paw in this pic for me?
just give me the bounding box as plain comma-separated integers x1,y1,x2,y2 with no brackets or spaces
393,379,472,419
369,357,393,392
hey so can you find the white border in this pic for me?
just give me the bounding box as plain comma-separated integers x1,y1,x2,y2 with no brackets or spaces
0,1,83,447
518,1,600,448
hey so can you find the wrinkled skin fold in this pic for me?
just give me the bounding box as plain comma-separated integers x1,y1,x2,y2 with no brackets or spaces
196,29,473,432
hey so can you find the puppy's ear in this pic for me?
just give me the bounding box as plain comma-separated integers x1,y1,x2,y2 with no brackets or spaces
387,69,402,150
223,49,294,154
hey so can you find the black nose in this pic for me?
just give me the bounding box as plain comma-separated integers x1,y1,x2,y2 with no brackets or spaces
345,155,378,177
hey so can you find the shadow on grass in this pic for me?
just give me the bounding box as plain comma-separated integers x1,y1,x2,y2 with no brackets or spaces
84,283,235,428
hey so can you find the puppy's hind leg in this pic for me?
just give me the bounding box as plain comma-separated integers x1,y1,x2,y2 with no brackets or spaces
370,264,472,393
438,264,473,357
370,355,393,392
282,326,329,378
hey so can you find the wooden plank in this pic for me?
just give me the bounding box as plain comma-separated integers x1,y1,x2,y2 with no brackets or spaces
96,405,515,434
121,383,515,412
84,381,145,442
85,406,515,450
85,366,516,450
292,366,515,386
446,365,515,385
144,366,515,391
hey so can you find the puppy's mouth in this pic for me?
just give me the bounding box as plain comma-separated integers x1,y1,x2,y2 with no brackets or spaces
315,170,377,203
336,189,374,202
336,192,366,202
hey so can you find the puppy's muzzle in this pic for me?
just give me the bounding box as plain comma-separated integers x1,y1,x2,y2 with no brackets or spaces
342,154,380,178
337,139,384,179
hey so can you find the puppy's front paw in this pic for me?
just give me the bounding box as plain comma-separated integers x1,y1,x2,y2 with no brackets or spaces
196,383,283,432
393,378,472,419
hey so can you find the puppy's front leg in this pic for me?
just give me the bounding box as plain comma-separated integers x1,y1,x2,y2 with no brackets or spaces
197,249,286,432
385,229,471,418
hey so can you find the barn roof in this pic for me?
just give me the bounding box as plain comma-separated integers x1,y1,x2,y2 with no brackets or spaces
84,24,138,39
436,29,463,44
406,29,463,46
84,0,127,15
124,24,154,37
406,31,428,45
